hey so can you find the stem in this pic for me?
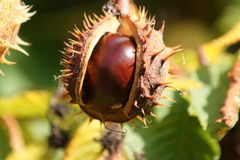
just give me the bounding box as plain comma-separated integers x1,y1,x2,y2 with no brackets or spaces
111,0,131,16
197,46,209,66
117,0,131,16
1,116,25,152
100,123,124,160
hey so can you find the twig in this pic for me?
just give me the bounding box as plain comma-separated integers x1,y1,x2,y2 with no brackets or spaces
1,116,25,152
197,46,210,66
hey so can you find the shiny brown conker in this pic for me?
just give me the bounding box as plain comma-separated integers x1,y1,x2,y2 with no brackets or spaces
82,33,136,108
61,6,181,123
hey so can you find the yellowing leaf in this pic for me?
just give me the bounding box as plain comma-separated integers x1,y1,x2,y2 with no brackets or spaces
64,120,102,160
6,145,45,160
170,77,203,91
201,22,240,64
0,90,52,118
170,48,200,72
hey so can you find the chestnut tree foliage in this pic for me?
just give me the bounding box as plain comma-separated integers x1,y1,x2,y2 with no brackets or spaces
1,0,240,160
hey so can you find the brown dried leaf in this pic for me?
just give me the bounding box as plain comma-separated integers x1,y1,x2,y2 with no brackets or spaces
216,57,240,128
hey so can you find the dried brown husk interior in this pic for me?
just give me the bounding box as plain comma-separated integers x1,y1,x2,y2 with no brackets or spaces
62,7,181,124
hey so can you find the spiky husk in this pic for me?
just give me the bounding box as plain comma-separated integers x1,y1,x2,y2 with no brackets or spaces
61,11,120,105
61,6,181,124
0,0,35,70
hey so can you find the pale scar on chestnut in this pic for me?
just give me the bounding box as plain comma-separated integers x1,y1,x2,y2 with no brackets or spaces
60,4,182,124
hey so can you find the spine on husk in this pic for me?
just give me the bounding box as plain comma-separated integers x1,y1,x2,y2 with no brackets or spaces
61,4,181,124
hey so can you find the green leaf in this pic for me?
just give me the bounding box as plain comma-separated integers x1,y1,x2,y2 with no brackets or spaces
187,58,236,139
124,125,145,160
21,118,50,143
138,93,220,160
0,123,11,160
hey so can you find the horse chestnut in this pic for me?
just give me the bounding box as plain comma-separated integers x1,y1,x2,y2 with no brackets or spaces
60,3,181,124
83,33,136,107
